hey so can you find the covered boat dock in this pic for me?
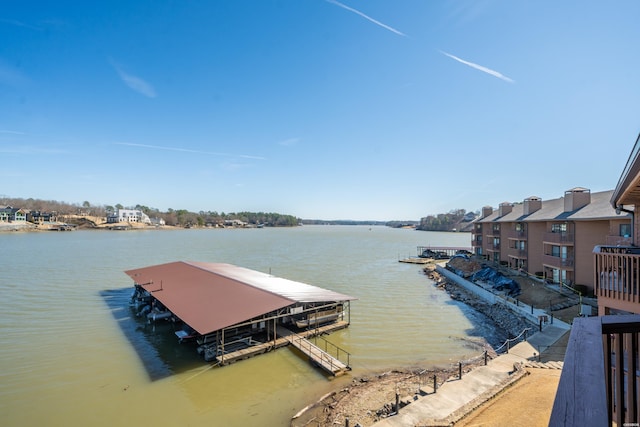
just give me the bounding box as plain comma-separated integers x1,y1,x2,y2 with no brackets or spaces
126,261,356,376
417,246,473,259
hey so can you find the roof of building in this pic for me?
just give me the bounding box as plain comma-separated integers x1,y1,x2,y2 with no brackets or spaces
124,261,356,335
612,132,640,207
475,189,629,223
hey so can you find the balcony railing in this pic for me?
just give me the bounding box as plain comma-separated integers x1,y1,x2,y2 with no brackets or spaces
506,229,527,240
594,245,640,304
542,254,574,269
507,248,527,258
544,232,574,244
551,315,640,426
605,235,633,246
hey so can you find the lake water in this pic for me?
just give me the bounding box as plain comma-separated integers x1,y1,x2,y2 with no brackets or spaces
0,226,500,427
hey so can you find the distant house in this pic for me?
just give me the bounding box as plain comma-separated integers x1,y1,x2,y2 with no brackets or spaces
107,209,151,224
0,206,27,223
28,211,57,224
150,217,165,226
463,212,478,222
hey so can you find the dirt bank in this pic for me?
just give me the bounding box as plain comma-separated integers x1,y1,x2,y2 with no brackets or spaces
292,261,572,427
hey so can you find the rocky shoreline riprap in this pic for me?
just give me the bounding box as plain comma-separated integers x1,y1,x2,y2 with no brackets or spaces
291,263,536,427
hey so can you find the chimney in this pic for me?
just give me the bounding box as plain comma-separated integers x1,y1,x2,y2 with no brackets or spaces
564,187,591,212
499,202,513,217
482,206,493,218
523,196,542,215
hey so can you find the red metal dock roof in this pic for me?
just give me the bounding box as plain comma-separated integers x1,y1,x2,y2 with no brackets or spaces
124,261,355,335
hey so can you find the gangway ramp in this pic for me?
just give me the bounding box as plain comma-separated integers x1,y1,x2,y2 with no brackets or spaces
277,326,350,376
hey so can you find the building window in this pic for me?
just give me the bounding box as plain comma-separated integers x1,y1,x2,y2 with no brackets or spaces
620,223,631,237
551,223,567,233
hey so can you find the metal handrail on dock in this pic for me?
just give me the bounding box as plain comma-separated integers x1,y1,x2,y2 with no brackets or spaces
287,334,349,376
309,334,351,369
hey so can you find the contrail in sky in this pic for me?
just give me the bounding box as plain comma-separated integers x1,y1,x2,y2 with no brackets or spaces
440,51,514,83
326,0,407,37
115,142,266,160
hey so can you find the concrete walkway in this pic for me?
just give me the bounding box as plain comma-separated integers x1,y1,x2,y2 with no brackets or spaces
372,322,570,427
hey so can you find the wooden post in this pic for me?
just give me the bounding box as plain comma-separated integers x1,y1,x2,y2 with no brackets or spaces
458,362,462,379
433,375,437,393
484,350,488,365
395,392,400,414
345,417,349,427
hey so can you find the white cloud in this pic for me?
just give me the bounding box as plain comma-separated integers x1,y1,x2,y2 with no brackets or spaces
109,59,157,98
327,0,407,37
440,51,514,83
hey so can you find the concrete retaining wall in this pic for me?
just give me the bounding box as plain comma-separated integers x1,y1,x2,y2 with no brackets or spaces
436,265,571,330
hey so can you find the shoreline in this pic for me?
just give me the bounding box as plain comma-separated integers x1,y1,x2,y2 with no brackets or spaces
291,267,541,427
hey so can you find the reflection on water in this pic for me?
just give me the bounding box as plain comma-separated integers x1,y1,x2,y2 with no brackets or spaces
0,226,482,426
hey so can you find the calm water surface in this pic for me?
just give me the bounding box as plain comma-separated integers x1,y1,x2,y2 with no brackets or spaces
0,226,495,427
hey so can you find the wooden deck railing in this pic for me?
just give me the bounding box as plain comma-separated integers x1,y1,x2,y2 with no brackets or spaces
550,315,640,426
594,245,640,304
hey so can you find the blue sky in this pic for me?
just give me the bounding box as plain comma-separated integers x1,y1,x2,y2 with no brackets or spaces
1,1,639,220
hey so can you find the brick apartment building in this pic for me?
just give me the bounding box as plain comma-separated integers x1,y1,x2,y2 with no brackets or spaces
471,187,631,298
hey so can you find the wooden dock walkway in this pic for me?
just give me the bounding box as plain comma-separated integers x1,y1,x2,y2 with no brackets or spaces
277,326,349,376
399,257,433,264
217,321,350,376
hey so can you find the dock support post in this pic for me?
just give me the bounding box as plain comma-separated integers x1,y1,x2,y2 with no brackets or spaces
484,350,488,365
458,362,462,379
433,375,437,393
395,392,400,414
273,318,277,348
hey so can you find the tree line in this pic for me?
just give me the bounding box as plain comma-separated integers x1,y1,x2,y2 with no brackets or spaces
0,197,299,227
417,208,476,232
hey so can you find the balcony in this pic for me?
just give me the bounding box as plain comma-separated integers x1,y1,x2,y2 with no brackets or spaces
542,254,574,269
506,229,527,240
551,315,640,426
544,232,574,245
507,247,527,259
605,235,634,246
594,245,640,305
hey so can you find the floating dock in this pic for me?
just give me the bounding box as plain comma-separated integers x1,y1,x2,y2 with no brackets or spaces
399,257,433,264
417,246,473,258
